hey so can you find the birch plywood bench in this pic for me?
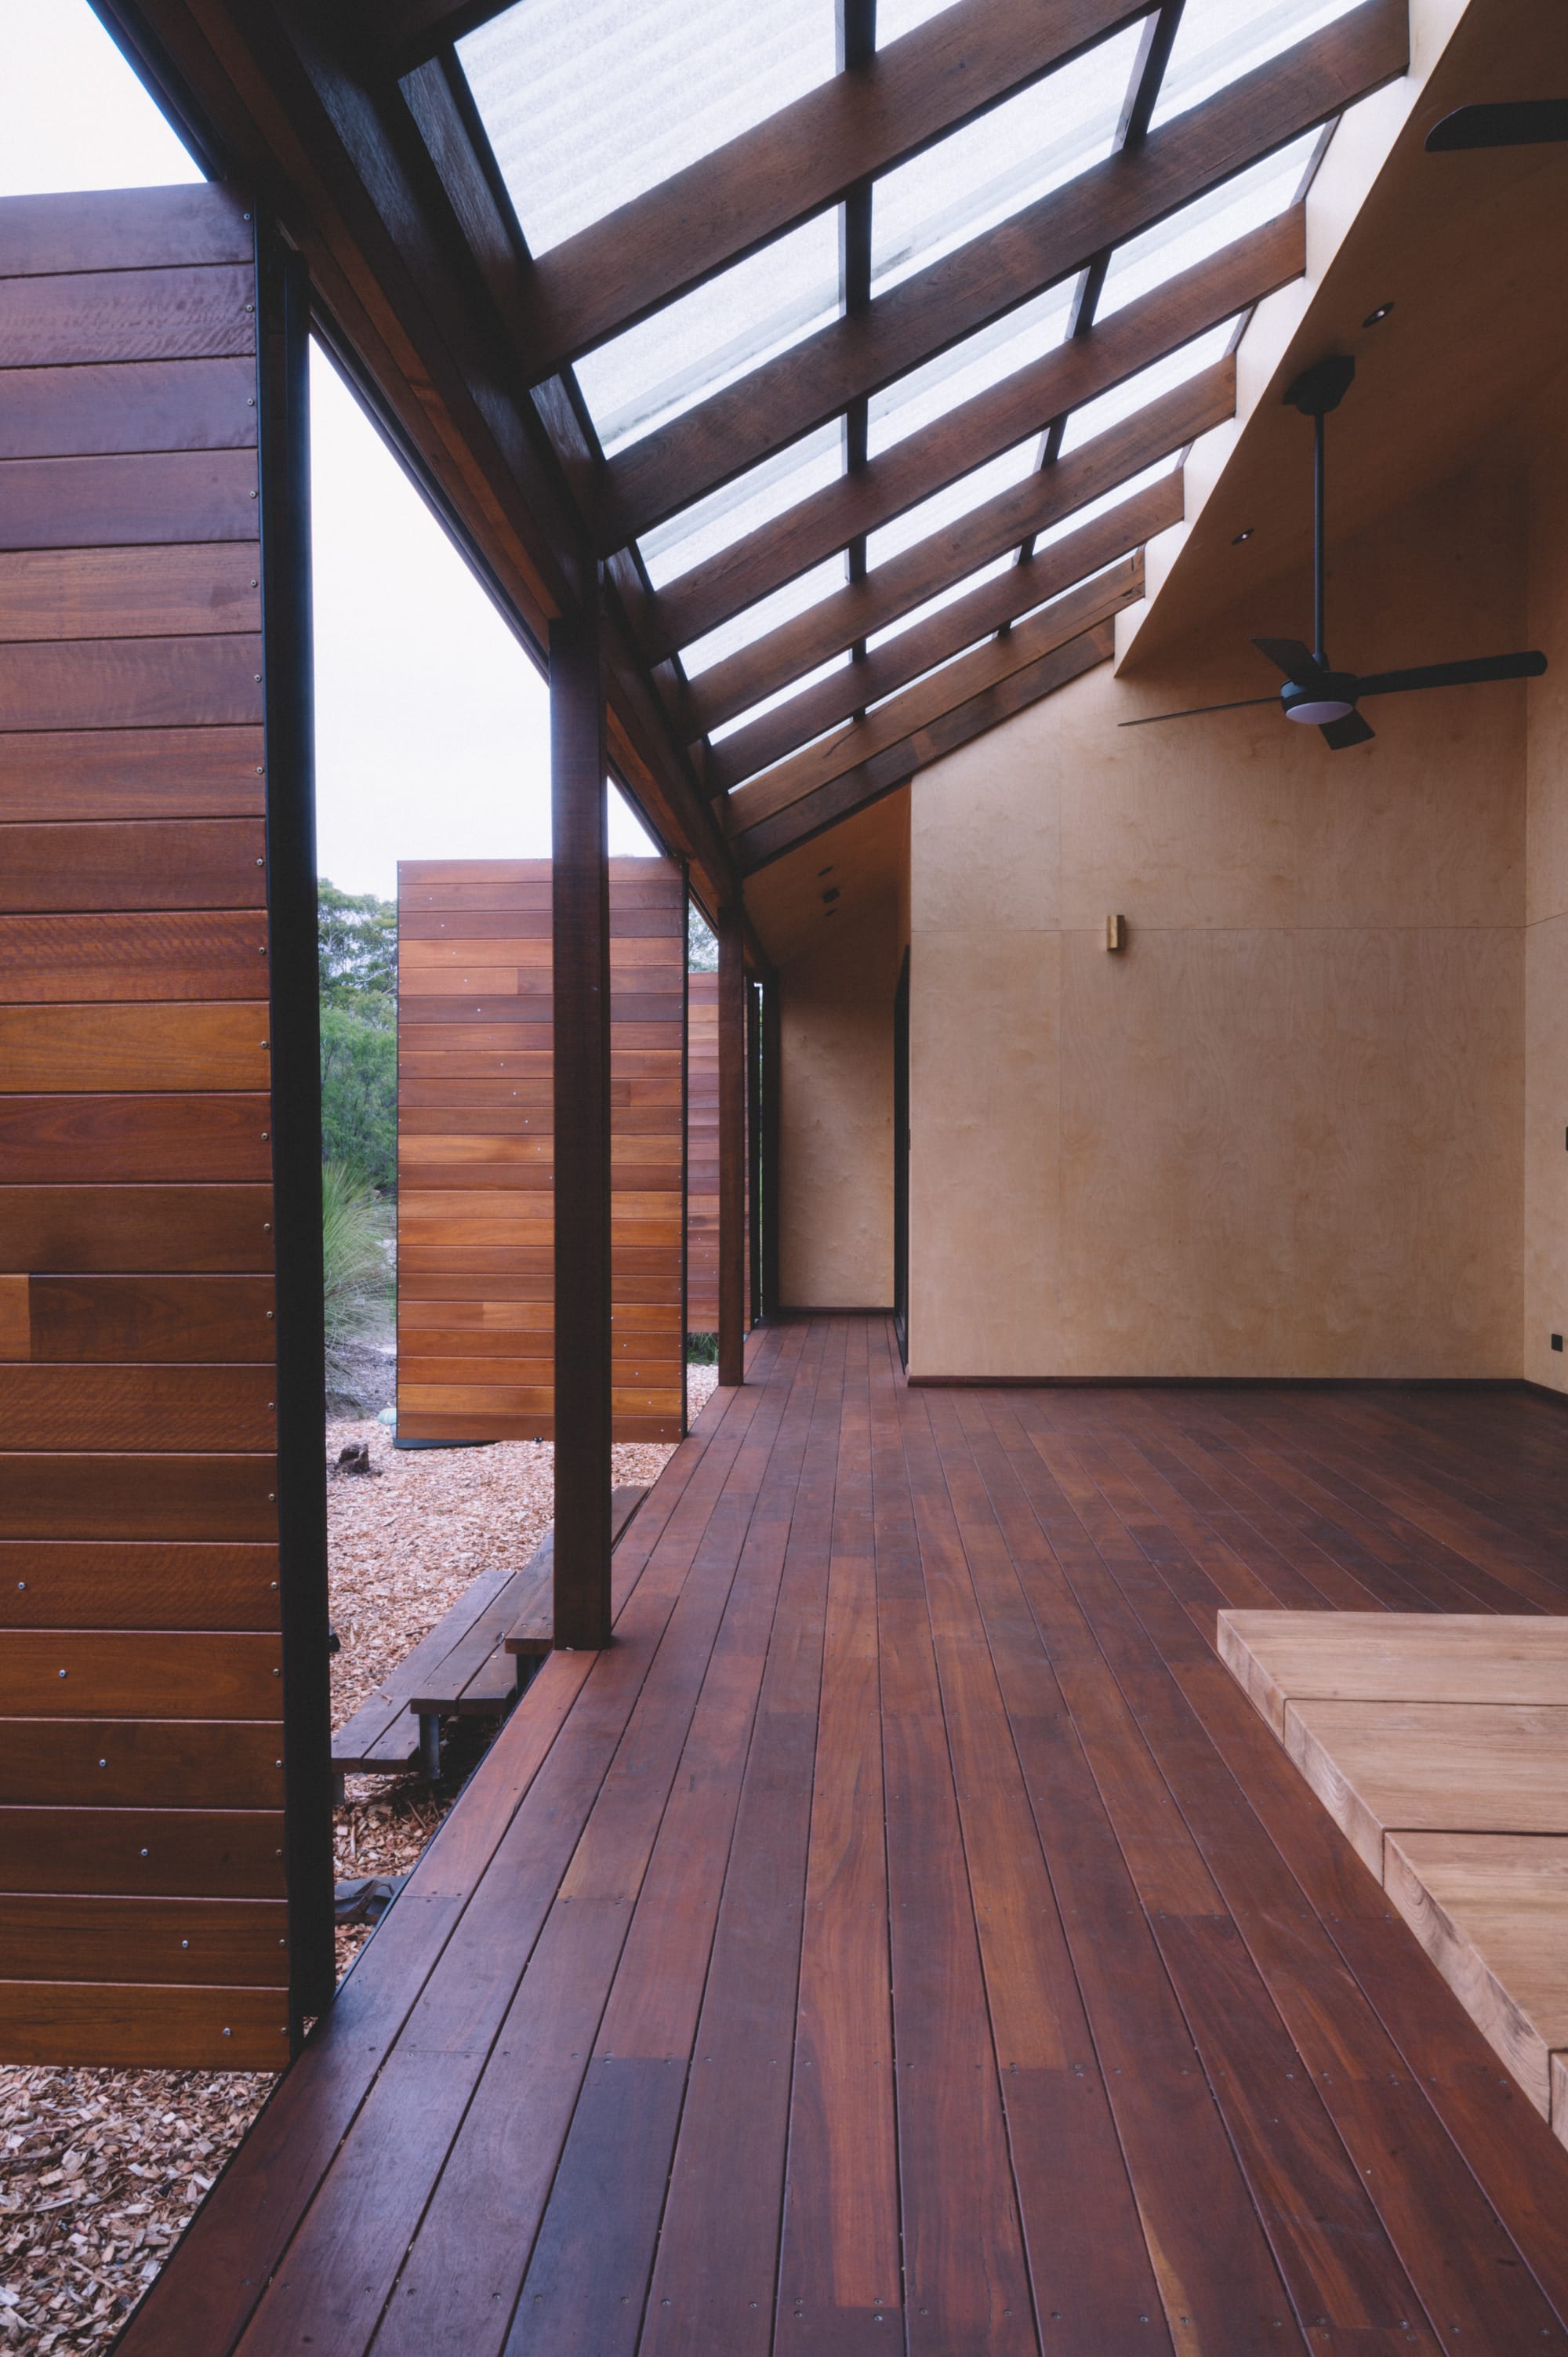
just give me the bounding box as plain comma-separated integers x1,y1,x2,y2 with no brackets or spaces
330,1487,648,1790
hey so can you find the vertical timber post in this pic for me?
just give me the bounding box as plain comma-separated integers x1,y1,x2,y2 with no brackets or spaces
717,906,747,1387
257,228,334,2032
550,591,613,1650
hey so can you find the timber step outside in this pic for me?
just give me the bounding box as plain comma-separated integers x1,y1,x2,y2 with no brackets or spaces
332,1484,646,1788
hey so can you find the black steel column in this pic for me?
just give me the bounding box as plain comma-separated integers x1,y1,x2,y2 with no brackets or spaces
550,591,613,1648
761,978,782,1320
717,906,746,1387
256,225,334,2033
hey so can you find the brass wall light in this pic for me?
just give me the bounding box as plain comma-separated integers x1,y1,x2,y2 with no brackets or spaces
1105,913,1127,953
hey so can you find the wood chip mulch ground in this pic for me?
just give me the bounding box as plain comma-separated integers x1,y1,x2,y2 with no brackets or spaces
0,1369,717,2355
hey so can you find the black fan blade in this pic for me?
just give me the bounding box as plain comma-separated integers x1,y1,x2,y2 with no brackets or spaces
1426,101,1568,151
1119,695,1279,730
1252,636,1325,684
1319,710,1375,750
1354,650,1548,698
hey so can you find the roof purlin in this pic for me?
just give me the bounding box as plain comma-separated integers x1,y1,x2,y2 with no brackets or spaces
686,360,1232,740
504,0,1152,383
731,624,1116,874
597,0,1406,549
704,475,1178,794
640,208,1303,666
724,557,1144,836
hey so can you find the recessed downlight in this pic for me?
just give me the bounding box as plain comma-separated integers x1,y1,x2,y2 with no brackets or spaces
1232,527,1254,544
1363,301,1395,326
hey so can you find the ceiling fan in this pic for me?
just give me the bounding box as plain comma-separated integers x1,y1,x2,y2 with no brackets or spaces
1426,101,1568,150
1120,354,1547,750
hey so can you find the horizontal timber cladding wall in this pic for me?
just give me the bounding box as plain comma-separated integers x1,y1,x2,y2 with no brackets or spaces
397,858,687,1443
0,183,297,2068
686,970,717,1330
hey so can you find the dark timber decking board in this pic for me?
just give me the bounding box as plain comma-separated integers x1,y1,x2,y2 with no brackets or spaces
123,1326,1568,2353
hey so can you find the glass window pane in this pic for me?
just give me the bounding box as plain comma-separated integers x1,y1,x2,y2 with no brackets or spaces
575,213,840,457
459,0,836,257
641,423,844,590
870,26,1143,296
1150,0,1363,129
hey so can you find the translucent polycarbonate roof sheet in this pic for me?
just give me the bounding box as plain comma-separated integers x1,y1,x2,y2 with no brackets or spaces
1058,319,1236,455
681,555,846,680
865,553,1016,651
459,0,836,257
865,435,1039,570
877,0,965,43
708,652,852,744
1150,0,1365,129
1097,133,1317,317
869,25,1144,297
640,423,844,591
866,280,1076,459
1033,456,1181,554
574,212,840,457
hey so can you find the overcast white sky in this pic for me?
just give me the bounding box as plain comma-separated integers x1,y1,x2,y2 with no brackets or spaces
2,0,659,902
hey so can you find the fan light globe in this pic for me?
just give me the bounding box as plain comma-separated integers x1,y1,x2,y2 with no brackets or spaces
1286,695,1356,725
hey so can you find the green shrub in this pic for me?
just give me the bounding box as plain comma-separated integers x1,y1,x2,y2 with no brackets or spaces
686,1331,718,1364
322,1160,388,1370
321,1004,396,1195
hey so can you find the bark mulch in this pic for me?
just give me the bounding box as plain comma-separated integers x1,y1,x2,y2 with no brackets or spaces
0,1369,718,2353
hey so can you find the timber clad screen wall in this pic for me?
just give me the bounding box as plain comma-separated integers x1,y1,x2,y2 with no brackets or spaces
0,184,314,2068
397,858,687,1444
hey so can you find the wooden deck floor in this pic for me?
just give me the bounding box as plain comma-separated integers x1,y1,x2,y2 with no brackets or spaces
123,1319,1568,2355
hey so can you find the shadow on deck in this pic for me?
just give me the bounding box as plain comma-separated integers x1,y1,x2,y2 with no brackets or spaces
120,1317,1568,2355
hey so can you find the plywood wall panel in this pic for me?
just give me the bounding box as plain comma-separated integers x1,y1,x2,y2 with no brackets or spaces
0,183,308,2065
908,460,1528,1378
396,858,687,1443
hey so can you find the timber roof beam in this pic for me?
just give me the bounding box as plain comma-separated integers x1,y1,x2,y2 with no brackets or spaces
731,623,1117,874
724,558,1144,837
598,0,1406,547
686,359,1233,739
639,208,1302,662
706,480,1177,794
501,0,1154,384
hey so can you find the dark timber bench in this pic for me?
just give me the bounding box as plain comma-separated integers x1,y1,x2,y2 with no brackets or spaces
330,1487,648,1789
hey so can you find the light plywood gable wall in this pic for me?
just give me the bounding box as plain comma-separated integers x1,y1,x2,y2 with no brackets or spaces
908,456,1528,1381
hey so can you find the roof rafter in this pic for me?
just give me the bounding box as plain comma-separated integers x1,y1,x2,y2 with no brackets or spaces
724,557,1143,834
687,359,1231,739
600,0,1405,546
641,208,1300,662
374,0,514,76
732,623,1116,873
95,0,757,946
503,0,1153,383
706,476,1176,794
